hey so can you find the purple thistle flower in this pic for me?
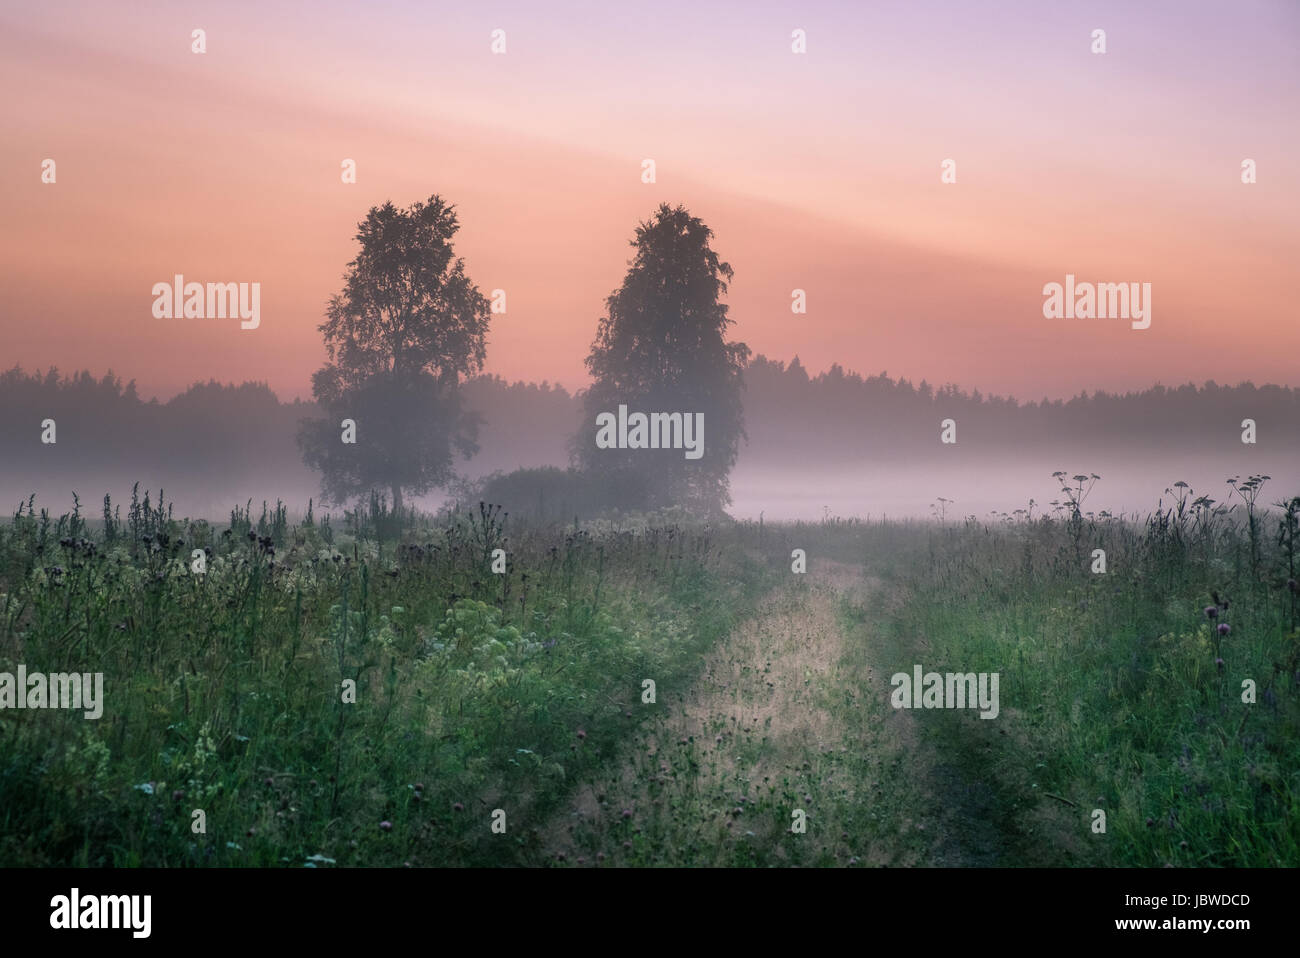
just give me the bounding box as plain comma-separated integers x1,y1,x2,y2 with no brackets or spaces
1215,657,1225,672
1204,606,1218,619
379,820,392,831
1217,623,1230,636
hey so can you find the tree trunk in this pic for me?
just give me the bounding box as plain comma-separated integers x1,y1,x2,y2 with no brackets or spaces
391,483,404,516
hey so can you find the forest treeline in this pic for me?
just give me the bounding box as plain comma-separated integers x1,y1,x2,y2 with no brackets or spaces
2,359,1297,514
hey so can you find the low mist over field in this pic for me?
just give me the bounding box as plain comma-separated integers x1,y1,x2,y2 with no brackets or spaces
4,363,1295,523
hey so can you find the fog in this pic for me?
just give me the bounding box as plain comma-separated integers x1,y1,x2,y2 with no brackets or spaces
728,452,1300,523
2,364,1296,525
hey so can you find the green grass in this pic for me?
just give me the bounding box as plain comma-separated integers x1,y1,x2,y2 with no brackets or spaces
2,488,1297,867
0,492,772,866
866,497,1300,866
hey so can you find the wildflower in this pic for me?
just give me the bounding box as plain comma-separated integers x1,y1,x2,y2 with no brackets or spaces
379,821,392,831
576,729,586,740
1217,623,1230,636
621,808,633,819
1215,657,1225,673
453,802,464,812
1204,606,1217,619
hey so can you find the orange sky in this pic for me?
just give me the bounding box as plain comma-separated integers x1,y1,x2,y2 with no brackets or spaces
2,1,1297,401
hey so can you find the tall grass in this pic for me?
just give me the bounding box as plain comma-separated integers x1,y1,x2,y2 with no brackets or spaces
867,478,1300,865
0,491,770,866
2,480,1295,867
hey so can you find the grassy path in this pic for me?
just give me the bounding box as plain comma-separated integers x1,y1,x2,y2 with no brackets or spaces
537,555,1033,866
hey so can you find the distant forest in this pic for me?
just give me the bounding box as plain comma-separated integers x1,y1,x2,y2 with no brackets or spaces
2,359,1297,516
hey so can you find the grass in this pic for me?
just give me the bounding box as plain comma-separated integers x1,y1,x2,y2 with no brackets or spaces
862,486,1300,866
0,491,771,866
1,481,1296,867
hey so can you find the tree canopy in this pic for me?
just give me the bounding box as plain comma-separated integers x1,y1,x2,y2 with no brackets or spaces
575,203,750,514
298,195,490,511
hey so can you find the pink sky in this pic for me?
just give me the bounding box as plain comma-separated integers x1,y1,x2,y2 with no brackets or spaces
2,0,1297,401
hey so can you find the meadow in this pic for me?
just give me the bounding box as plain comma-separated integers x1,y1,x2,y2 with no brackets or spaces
1,478,1296,867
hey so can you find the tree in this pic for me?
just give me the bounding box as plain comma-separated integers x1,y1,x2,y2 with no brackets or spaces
298,195,490,513
574,203,749,514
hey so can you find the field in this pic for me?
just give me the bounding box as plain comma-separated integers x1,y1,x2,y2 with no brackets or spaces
1,482,1297,867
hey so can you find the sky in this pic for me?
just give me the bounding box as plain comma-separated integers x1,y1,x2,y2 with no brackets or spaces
2,0,1297,402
